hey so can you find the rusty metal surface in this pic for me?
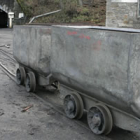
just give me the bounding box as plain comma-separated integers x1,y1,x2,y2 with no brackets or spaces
50,26,140,118
13,25,51,76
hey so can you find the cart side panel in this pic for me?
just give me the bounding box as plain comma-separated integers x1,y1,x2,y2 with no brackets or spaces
129,33,140,117
51,27,131,112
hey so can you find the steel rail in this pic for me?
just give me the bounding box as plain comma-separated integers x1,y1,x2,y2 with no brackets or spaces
0,62,16,82
0,49,16,62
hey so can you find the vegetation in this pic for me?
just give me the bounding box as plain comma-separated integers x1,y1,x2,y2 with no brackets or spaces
16,0,106,25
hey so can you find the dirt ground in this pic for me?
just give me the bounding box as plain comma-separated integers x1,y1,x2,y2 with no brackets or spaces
0,28,140,140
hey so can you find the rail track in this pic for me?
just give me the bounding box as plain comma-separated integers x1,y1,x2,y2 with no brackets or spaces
0,50,91,133
0,49,16,62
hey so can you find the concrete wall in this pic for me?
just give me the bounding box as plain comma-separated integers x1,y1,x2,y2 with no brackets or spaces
106,0,140,28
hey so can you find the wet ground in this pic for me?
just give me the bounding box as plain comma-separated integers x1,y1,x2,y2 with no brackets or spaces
0,28,140,140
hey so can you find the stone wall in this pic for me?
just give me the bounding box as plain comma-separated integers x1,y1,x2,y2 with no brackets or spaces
106,0,140,28
0,0,25,25
0,0,23,17
0,0,14,13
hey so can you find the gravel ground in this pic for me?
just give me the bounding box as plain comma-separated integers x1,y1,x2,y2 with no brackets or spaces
0,28,140,140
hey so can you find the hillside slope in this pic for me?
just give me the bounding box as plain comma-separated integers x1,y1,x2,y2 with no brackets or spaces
17,0,106,26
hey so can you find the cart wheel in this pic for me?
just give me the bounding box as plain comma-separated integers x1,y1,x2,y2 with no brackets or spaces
64,93,84,119
25,72,36,92
87,104,113,135
16,67,26,85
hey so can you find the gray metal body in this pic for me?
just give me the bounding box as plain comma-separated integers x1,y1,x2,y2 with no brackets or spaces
13,25,51,77
13,25,140,132
51,26,140,118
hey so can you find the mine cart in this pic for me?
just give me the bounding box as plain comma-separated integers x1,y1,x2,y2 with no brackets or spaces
13,25,140,135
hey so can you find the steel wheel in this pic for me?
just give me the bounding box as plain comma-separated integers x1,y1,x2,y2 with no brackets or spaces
64,93,84,119
87,104,113,135
16,67,26,85
25,72,36,92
